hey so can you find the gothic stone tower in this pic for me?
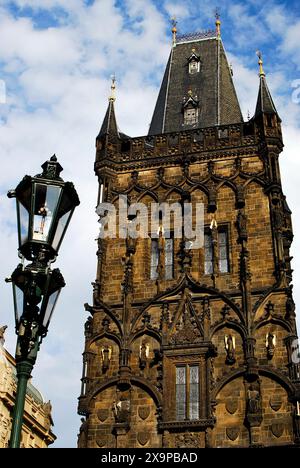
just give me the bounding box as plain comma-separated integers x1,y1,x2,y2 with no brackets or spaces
78,19,300,448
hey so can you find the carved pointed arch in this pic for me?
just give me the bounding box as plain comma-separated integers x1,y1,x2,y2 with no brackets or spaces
163,186,187,202
210,320,247,341
212,368,246,400
131,274,244,330
88,331,122,349
129,328,161,346
243,176,267,190
137,190,159,203
189,184,209,197
91,301,123,336
216,179,237,193
87,376,163,408
212,366,296,401
253,317,292,334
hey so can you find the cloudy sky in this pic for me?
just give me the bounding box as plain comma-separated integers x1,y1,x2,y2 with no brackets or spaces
0,0,300,448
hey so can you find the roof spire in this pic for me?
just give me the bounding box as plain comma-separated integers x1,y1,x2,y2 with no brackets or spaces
171,17,177,46
256,50,265,77
215,9,221,38
254,51,279,119
109,74,116,102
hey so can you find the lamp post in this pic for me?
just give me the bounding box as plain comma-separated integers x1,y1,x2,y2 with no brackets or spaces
6,155,80,448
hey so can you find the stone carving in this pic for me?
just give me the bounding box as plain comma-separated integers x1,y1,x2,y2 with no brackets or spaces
78,418,88,448
175,433,200,448
138,406,150,421
266,333,276,360
246,382,263,427
226,427,239,441
96,436,107,448
101,346,112,373
113,396,131,424
43,401,53,431
269,395,282,412
137,432,150,446
224,334,236,365
170,305,202,345
271,422,284,438
97,409,109,422
84,317,93,339
0,415,10,446
139,342,149,370
226,400,238,415
0,325,7,345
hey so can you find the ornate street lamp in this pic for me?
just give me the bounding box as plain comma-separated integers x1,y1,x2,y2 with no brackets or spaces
6,155,80,448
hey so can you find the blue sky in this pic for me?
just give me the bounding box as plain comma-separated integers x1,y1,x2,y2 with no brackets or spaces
0,0,300,448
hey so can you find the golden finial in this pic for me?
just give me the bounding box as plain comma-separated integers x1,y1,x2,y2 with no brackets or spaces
256,51,265,77
171,16,177,46
215,8,221,38
109,74,116,102
188,89,193,97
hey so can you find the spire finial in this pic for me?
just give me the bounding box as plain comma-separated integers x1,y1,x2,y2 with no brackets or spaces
171,17,177,46
109,74,116,102
256,51,265,77
215,8,221,38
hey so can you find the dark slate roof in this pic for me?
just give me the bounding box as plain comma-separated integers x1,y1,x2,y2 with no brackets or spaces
255,75,278,117
97,100,119,139
149,36,243,135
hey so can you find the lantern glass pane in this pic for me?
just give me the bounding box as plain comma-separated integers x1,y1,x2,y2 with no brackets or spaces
17,201,29,245
42,289,61,329
12,283,24,325
32,184,61,242
52,211,72,251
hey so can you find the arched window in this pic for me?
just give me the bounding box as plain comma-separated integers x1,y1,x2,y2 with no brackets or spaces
189,58,200,74
184,106,199,125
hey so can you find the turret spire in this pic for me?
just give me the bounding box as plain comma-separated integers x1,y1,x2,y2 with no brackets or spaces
254,51,279,119
97,77,119,140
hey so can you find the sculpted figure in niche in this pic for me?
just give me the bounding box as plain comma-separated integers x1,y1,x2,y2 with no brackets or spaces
247,384,261,415
224,334,236,365
139,342,149,370
101,345,112,373
237,210,247,241
266,332,276,360
113,396,131,424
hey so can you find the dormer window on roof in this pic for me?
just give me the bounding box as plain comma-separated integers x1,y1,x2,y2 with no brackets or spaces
182,92,199,126
188,50,201,75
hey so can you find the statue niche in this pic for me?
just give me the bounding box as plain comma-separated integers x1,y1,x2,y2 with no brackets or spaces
246,381,263,427
224,334,236,365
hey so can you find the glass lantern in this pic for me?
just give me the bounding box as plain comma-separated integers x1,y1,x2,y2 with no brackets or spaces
11,264,65,338
9,155,80,262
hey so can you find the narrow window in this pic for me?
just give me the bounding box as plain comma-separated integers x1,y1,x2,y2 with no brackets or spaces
150,236,174,280
165,237,174,280
204,231,213,275
219,229,229,273
176,365,200,421
150,239,159,280
189,365,200,420
176,366,187,420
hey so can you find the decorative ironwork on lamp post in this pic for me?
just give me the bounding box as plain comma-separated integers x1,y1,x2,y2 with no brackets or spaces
6,155,80,448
